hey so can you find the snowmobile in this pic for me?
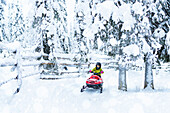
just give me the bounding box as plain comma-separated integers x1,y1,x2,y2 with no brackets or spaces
80,73,103,93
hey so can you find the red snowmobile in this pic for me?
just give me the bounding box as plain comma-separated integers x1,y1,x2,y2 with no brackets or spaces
80,73,103,93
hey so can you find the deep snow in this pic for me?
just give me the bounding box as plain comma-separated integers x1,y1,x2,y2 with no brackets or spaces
0,69,170,113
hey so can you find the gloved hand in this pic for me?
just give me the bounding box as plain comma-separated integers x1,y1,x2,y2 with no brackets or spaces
89,70,93,73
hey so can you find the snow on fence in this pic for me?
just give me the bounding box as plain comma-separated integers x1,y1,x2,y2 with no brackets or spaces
40,54,119,79
155,63,170,75
40,53,153,79
0,42,22,94
0,43,43,94
40,53,89,79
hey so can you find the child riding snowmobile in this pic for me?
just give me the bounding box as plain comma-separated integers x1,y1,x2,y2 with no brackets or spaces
81,62,104,93
89,62,104,77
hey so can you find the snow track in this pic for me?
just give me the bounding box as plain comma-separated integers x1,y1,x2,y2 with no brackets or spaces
0,69,170,113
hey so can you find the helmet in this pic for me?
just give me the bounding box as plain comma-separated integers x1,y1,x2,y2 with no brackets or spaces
96,62,101,70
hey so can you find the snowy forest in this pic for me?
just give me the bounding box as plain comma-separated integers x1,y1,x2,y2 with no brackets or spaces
0,0,170,113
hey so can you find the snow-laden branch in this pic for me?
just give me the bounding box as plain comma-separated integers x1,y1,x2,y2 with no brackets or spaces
95,1,135,30
123,44,140,56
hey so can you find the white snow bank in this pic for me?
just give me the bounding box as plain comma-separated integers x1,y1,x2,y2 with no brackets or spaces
0,66,17,83
123,44,140,56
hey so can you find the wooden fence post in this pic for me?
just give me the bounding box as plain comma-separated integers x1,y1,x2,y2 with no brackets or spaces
14,44,22,94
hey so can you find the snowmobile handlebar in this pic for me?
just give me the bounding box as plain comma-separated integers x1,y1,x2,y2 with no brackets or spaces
91,71,100,75
89,71,101,75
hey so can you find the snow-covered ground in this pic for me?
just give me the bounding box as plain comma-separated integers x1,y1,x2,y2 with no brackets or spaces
0,68,170,113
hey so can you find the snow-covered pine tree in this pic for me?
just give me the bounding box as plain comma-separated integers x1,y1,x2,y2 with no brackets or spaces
73,0,95,63
0,2,4,42
115,1,135,91
33,0,55,73
143,0,169,89
33,1,48,55
131,0,169,89
93,17,118,55
153,0,170,63
0,3,7,42
52,0,69,54
82,0,105,53
3,0,25,42
33,0,69,74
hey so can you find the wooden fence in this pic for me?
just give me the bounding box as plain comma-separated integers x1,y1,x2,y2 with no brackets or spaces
0,42,22,94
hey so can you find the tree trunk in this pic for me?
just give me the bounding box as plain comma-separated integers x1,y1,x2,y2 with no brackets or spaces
144,52,154,89
118,64,127,91
117,22,127,91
